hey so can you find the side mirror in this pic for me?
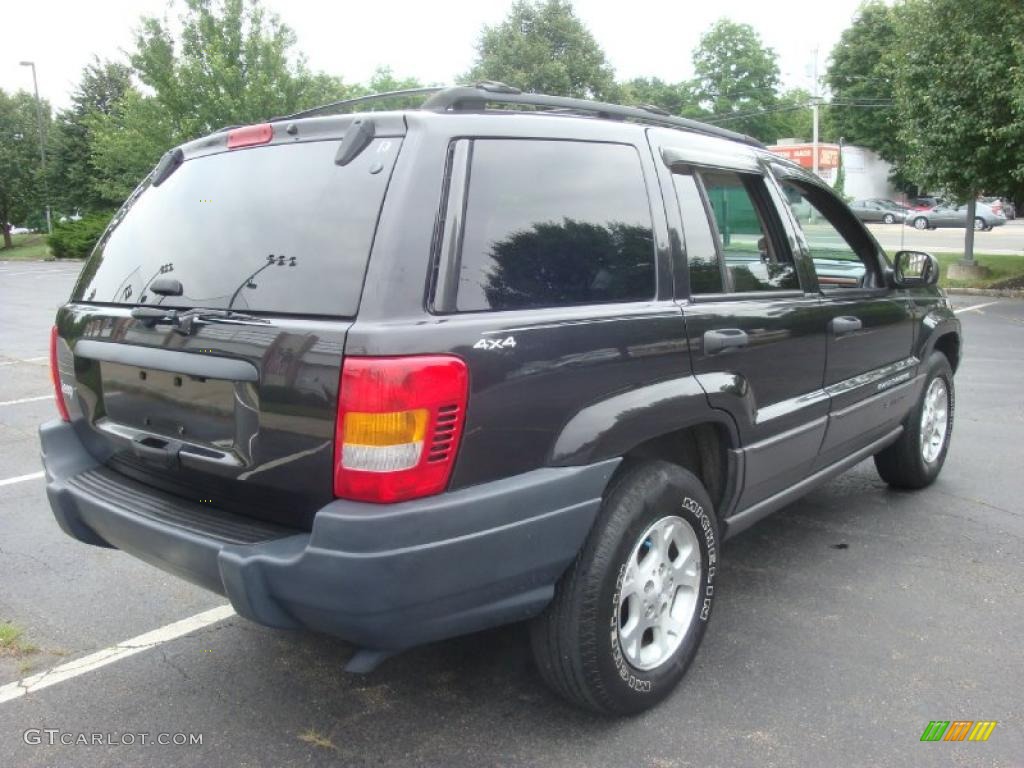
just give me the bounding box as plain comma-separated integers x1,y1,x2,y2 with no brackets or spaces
892,250,939,288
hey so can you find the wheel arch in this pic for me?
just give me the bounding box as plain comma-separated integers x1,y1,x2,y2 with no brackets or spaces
549,377,742,520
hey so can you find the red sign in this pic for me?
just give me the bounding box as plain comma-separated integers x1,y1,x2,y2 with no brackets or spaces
768,143,840,171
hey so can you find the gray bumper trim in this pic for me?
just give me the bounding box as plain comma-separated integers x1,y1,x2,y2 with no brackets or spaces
40,419,618,652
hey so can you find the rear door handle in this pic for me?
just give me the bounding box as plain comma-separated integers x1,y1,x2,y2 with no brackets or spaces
831,316,863,336
703,328,749,355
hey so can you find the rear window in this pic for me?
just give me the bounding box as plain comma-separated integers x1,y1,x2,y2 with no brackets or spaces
73,138,401,317
452,140,655,312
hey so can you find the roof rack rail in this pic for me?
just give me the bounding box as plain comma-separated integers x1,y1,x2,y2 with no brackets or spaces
421,83,765,148
272,86,447,122
266,81,764,148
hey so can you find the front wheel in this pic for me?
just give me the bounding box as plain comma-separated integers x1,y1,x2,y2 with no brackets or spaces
874,352,955,489
913,217,929,230
530,461,718,715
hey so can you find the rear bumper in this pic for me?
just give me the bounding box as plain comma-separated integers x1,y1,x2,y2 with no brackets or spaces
40,420,617,652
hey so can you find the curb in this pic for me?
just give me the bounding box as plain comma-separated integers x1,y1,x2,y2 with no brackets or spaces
945,287,1024,299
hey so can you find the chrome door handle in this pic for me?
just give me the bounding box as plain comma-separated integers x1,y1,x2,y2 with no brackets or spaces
831,316,862,336
704,328,749,354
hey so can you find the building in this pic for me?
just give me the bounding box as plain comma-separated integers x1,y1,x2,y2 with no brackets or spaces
767,140,899,201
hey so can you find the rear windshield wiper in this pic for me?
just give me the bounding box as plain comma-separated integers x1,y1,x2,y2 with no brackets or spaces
130,307,270,334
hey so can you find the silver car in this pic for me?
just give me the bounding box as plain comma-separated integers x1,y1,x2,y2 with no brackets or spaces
850,199,907,224
908,202,1006,231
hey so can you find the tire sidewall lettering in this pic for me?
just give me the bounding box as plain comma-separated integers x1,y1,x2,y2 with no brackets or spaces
607,493,716,695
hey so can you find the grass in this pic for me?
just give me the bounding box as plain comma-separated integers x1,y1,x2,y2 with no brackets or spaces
934,252,1024,290
0,233,53,261
0,622,39,657
297,728,336,751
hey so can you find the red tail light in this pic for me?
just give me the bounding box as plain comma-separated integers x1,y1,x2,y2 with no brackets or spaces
227,123,273,149
333,356,469,503
49,325,70,422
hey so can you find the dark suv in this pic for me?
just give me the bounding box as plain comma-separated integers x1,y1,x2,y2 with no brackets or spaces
40,84,961,715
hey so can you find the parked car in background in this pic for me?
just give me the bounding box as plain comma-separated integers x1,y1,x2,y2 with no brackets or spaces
850,199,906,224
8,225,34,235
910,196,945,210
908,202,1006,231
981,196,1016,220
867,198,912,212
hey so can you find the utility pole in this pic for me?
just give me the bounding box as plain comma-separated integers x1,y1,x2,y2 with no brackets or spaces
19,61,52,235
810,46,820,179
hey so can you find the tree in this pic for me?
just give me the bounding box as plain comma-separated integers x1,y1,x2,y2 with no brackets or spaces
617,77,703,117
342,67,426,111
0,89,49,247
464,0,616,99
692,19,781,141
833,141,847,201
130,0,348,140
86,90,177,205
767,88,809,142
826,2,906,182
49,58,133,213
892,0,1024,263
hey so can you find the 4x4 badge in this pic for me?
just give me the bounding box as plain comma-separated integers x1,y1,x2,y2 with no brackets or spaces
473,336,516,351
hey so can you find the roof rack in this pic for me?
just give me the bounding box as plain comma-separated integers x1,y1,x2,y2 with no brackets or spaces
421,82,765,148
270,81,764,148
272,86,447,122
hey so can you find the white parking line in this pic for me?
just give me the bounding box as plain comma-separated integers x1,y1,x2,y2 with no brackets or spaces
954,300,1001,315
0,471,44,488
0,605,236,705
0,394,52,407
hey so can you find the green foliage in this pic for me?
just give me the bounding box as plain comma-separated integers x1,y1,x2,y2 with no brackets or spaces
47,211,114,259
464,0,616,99
692,19,781,140
86,90,177,204
833,147,847,200
49,59,133,214
617,77,703,117
0,89,50,248
769,88,836,144
130,0,350,139
826,2,904,176
892,0,1024,202
341,67,427,111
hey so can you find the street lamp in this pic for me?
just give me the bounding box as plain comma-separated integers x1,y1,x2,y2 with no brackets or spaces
19,61,52,235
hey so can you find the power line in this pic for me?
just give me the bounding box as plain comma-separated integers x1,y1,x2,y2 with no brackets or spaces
703,104,810,124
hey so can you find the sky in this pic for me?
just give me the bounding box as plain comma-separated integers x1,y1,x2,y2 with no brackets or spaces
1,0,875,110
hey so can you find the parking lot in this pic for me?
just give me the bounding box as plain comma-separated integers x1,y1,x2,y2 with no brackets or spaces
0,259,1022,767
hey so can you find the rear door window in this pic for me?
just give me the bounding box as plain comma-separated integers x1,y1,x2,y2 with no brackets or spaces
450,139,655,312
698,171,800,293
73,138,401,317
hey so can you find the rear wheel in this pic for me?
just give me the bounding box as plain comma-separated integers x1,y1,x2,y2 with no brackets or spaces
973,217,985,231
913,217,929,230
530,461,718,715
874,352,954,489
883,213,896,224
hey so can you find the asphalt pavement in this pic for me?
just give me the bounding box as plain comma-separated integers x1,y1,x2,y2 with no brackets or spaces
0,260,1022,767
